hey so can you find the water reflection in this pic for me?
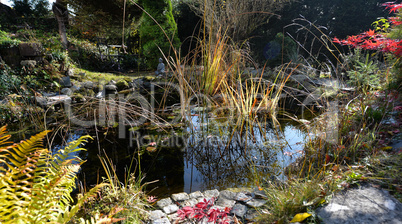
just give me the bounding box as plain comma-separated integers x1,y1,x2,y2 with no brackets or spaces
61,111,307,198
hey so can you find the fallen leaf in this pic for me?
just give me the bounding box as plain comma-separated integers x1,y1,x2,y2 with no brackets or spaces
128,127,140,132
146,147,157,152
379,146,393,151
332,165,339,172
290,213,312,223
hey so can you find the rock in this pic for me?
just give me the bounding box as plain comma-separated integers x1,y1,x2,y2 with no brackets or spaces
203,189,220,199
162,204,179,214
216,190,237,207
60,76,72,87
42,92,56,97
19,42,42,57
66,69,74,77
216,197,236,208
246,199,266,207
157,198,173,208
20,60,36,68
167,213,179,223
149,210,166,220
316,185,402,224
61,88,72,96
245,209,259,221
104,84,117,95
105,84,117,91
181,198,198,207
71,85,80,92
171,192,189,201
189,191,204,199
219,190,238,200
152,218,171,224
115,80,129,91
132,78,144,87
236,192,253,202
253,187,268,199
36,95,71,108
231,204,248,218
83,81,94,89
35,96,48,107
72,94,86,103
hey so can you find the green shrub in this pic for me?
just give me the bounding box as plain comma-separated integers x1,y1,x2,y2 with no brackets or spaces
0,29,20,48
139,0,180,69
0,61,21,96
342,49,383,90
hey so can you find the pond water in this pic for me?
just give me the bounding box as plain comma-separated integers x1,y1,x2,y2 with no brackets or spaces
7,86,311,198
72,108,308,198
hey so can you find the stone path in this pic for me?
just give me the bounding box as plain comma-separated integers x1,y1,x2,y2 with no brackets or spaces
148,188,267,224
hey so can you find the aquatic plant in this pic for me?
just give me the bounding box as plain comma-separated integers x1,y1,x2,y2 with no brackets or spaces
76,152,152,223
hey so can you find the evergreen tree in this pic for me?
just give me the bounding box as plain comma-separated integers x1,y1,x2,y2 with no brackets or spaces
138,0,180,68
12,0,49,18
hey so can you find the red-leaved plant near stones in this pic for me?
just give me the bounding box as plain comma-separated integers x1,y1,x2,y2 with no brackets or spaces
333,2,402,58
176,198,231,224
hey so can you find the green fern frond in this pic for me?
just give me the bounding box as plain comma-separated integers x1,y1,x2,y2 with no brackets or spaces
0,126,107,224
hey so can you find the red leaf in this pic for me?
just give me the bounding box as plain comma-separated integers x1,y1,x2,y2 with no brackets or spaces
325,154,331,163
364,29,376,37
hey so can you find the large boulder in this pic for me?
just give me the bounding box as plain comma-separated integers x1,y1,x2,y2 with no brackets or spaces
19,42,43,62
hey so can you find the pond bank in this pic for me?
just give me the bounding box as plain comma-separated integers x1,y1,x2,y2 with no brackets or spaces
148,187,267,224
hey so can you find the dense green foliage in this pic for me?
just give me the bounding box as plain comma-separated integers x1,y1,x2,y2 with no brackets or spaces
12,0,50,18
139,0,180,68
66,0,141,41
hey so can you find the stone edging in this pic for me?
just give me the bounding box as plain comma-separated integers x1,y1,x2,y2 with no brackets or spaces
147,188,268,224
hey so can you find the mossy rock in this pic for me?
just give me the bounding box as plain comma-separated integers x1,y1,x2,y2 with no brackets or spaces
116,80,129,91
144,76,155,81
72,93,86,103
77,87,95,97
123,77,133,83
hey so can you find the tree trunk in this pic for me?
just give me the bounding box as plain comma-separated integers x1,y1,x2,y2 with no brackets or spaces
52,0,69,49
